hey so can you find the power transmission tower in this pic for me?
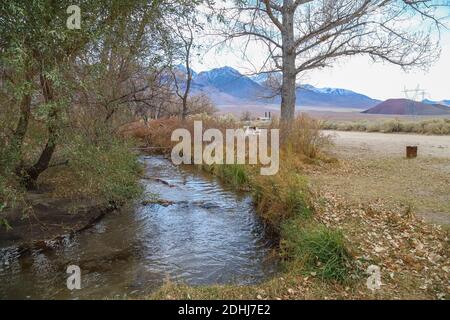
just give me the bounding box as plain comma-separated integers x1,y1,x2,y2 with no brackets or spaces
403,85,427,101
403,85,427,117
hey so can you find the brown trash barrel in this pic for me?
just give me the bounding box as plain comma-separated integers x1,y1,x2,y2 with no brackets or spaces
406,146,418,158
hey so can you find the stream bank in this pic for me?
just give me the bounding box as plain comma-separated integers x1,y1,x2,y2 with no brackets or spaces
0,192,113,250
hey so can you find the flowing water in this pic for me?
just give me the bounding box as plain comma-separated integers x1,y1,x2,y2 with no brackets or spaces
0,156,277,299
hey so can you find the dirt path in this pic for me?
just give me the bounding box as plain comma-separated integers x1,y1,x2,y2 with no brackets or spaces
322,130,450,158
309,130,450,227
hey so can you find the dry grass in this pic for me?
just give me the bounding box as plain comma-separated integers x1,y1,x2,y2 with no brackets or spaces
322,118,450,135
272,114,333,159
132,115,450,300
118,115,240,152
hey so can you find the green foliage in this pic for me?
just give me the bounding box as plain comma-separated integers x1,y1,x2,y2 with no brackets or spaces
284,176,312,220
0,123,25,222
0,161,23,230
252,172,311,228
281,222,353,282
55,133,143,206
209,164,249,189
251,169,351,283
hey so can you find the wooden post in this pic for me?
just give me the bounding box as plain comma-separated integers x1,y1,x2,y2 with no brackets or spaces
406,146,418,158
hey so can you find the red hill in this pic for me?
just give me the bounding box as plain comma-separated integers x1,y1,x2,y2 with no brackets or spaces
363,99,450,115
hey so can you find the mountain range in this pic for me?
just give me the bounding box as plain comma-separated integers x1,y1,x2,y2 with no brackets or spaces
185,66,380,109
176,65,449,114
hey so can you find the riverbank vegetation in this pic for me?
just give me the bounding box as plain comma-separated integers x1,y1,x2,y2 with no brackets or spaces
321,118,450,135
138,115,448,300
136,116,355,297
0,1,208,227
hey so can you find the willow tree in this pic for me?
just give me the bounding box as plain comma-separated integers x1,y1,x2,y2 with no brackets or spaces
1,0,97,188
0,0,166,188
215,0,448,122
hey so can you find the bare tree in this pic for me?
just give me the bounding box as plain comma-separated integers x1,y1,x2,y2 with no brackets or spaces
214,0,448,122
167,2,207,121
241,110,253,121
170,18,195,121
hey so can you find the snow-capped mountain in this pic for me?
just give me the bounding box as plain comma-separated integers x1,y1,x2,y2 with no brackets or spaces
250,72,282,85
297,85,380,109
193,67,268,101
181,66,381,108
305,86,359,96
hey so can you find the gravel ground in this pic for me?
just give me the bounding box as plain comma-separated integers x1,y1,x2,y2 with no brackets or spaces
308,130,450,227
322,130,450,158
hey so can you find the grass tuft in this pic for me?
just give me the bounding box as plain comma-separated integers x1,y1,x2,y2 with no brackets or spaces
281,222,353,282
216,164,249,189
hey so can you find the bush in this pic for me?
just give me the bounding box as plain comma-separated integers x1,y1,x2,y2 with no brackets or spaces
284,178,312,220
380,119,401,133
44,133,143,206
279,114,332,159
422,119,450,135
398,121,416,133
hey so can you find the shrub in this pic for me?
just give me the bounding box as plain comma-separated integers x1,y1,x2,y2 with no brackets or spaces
281,222,353,282
364,122,379,132
323,118,450,135
422,119,450,135
279,114,332,159
44,133,143,206
380,119,402,133
284,177,312,220
398,121,416,133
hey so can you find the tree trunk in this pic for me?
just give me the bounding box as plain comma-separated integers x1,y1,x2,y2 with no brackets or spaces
280,1,296,123
11,91,32,153
280,51,296,122
23,73,58,189
9,71,33,160
181,67,191,121
24,131,57,189
181,33,193,122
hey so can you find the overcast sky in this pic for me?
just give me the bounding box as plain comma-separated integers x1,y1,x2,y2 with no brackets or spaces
191,27,450,102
